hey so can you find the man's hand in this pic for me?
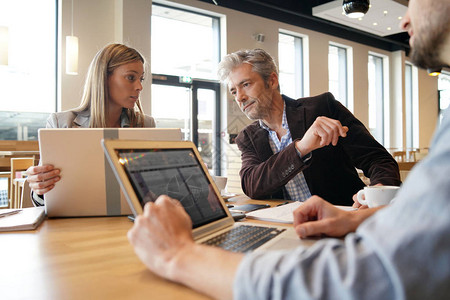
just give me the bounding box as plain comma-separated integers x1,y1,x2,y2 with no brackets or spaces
127,195,194,280
295,116,348,156
293,196,358,238
352,183,384,209
26,164,61,195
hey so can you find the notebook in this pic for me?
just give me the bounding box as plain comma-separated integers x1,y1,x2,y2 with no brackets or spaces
39,128,182,217
0,207,45,232
102,139,311,252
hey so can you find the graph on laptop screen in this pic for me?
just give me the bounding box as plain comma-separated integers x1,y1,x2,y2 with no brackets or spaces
116,148,227,228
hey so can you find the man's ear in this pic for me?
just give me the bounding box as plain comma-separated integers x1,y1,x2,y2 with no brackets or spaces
269,72,279,90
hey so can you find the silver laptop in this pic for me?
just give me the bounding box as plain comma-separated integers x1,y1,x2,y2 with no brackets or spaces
102,139,310,252
39,128,182,217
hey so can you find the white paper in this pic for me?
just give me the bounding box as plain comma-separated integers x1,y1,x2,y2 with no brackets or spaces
246,202,356,224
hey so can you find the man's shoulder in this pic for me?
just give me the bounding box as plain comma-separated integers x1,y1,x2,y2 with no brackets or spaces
284,92,334,107
238,121,260,135
236,121,264,145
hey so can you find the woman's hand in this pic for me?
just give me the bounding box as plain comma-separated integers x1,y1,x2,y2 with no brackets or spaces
26,164,61,195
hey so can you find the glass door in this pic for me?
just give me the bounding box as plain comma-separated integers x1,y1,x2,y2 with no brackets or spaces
151,75,221,174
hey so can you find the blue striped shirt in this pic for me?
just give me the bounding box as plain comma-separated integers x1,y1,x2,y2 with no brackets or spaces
259,106,311,201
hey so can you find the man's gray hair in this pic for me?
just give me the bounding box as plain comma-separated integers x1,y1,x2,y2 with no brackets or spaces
217,49,280,91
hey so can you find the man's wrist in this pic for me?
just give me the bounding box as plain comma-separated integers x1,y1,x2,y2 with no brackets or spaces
167,242,199,282
295,140,310,157
350,207,380,230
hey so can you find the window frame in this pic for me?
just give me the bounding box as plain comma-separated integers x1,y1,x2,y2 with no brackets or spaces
368,52,389,145
278,30,305,99
0,0,58,140
328,42,352,110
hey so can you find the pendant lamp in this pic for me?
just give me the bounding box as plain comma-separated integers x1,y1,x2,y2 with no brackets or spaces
66,0,78,75
0,26,8,66
343,0,370,18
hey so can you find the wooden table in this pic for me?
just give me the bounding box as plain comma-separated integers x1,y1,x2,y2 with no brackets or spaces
0,217,214,300
0,197,293,300
0,150,40,172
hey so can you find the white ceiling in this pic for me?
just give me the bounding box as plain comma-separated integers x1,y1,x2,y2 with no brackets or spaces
313,0,408,37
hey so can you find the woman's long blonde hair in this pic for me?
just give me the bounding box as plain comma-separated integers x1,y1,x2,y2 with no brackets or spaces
74,43,146,127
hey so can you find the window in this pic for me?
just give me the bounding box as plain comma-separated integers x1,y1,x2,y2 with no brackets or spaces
151,3,219,80
328,44,348,106
368,54,385,144
405,63,419,148
0,0,57,140
278,32,303,98
151,4,221,174
438,72,450,124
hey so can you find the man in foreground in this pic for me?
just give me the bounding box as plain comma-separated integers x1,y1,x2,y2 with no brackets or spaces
128,0,450,298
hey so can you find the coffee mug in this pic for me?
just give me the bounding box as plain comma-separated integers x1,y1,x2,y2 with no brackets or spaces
212,175,228,194
357,186,400,208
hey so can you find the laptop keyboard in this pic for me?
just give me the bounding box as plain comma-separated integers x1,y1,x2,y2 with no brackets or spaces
202,225,286,252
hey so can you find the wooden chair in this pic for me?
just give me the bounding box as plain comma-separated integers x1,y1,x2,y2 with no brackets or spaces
10,157,35,209
393,151,407,162
407,150,417,162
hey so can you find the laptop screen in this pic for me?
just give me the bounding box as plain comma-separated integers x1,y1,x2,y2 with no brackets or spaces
116,148,227,228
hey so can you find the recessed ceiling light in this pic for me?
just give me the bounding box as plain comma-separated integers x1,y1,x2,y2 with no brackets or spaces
358,17,362,21
398,16,403,20
383,10,388,15
387,27,392,31
373,22,378,26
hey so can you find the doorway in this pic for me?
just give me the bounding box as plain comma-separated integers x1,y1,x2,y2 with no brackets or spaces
151,74,221,175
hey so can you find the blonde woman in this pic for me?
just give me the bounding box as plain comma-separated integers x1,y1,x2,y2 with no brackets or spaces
27,44,155,205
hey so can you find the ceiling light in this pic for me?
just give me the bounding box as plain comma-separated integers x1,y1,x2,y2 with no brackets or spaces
398,16,403,20
427,67,441,77
373,22,378,26
343,0,370,18
387,27,391,31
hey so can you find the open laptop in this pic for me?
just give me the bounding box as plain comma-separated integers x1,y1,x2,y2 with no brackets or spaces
102,139,310,252
39,128,182,217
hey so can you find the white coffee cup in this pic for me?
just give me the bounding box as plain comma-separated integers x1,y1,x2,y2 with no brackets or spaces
212,176,228,194
357,186,400,208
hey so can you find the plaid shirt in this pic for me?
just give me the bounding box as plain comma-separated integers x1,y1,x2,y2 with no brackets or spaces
259,107,312,202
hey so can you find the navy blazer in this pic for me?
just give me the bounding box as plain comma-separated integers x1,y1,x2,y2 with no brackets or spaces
235,92,401,206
